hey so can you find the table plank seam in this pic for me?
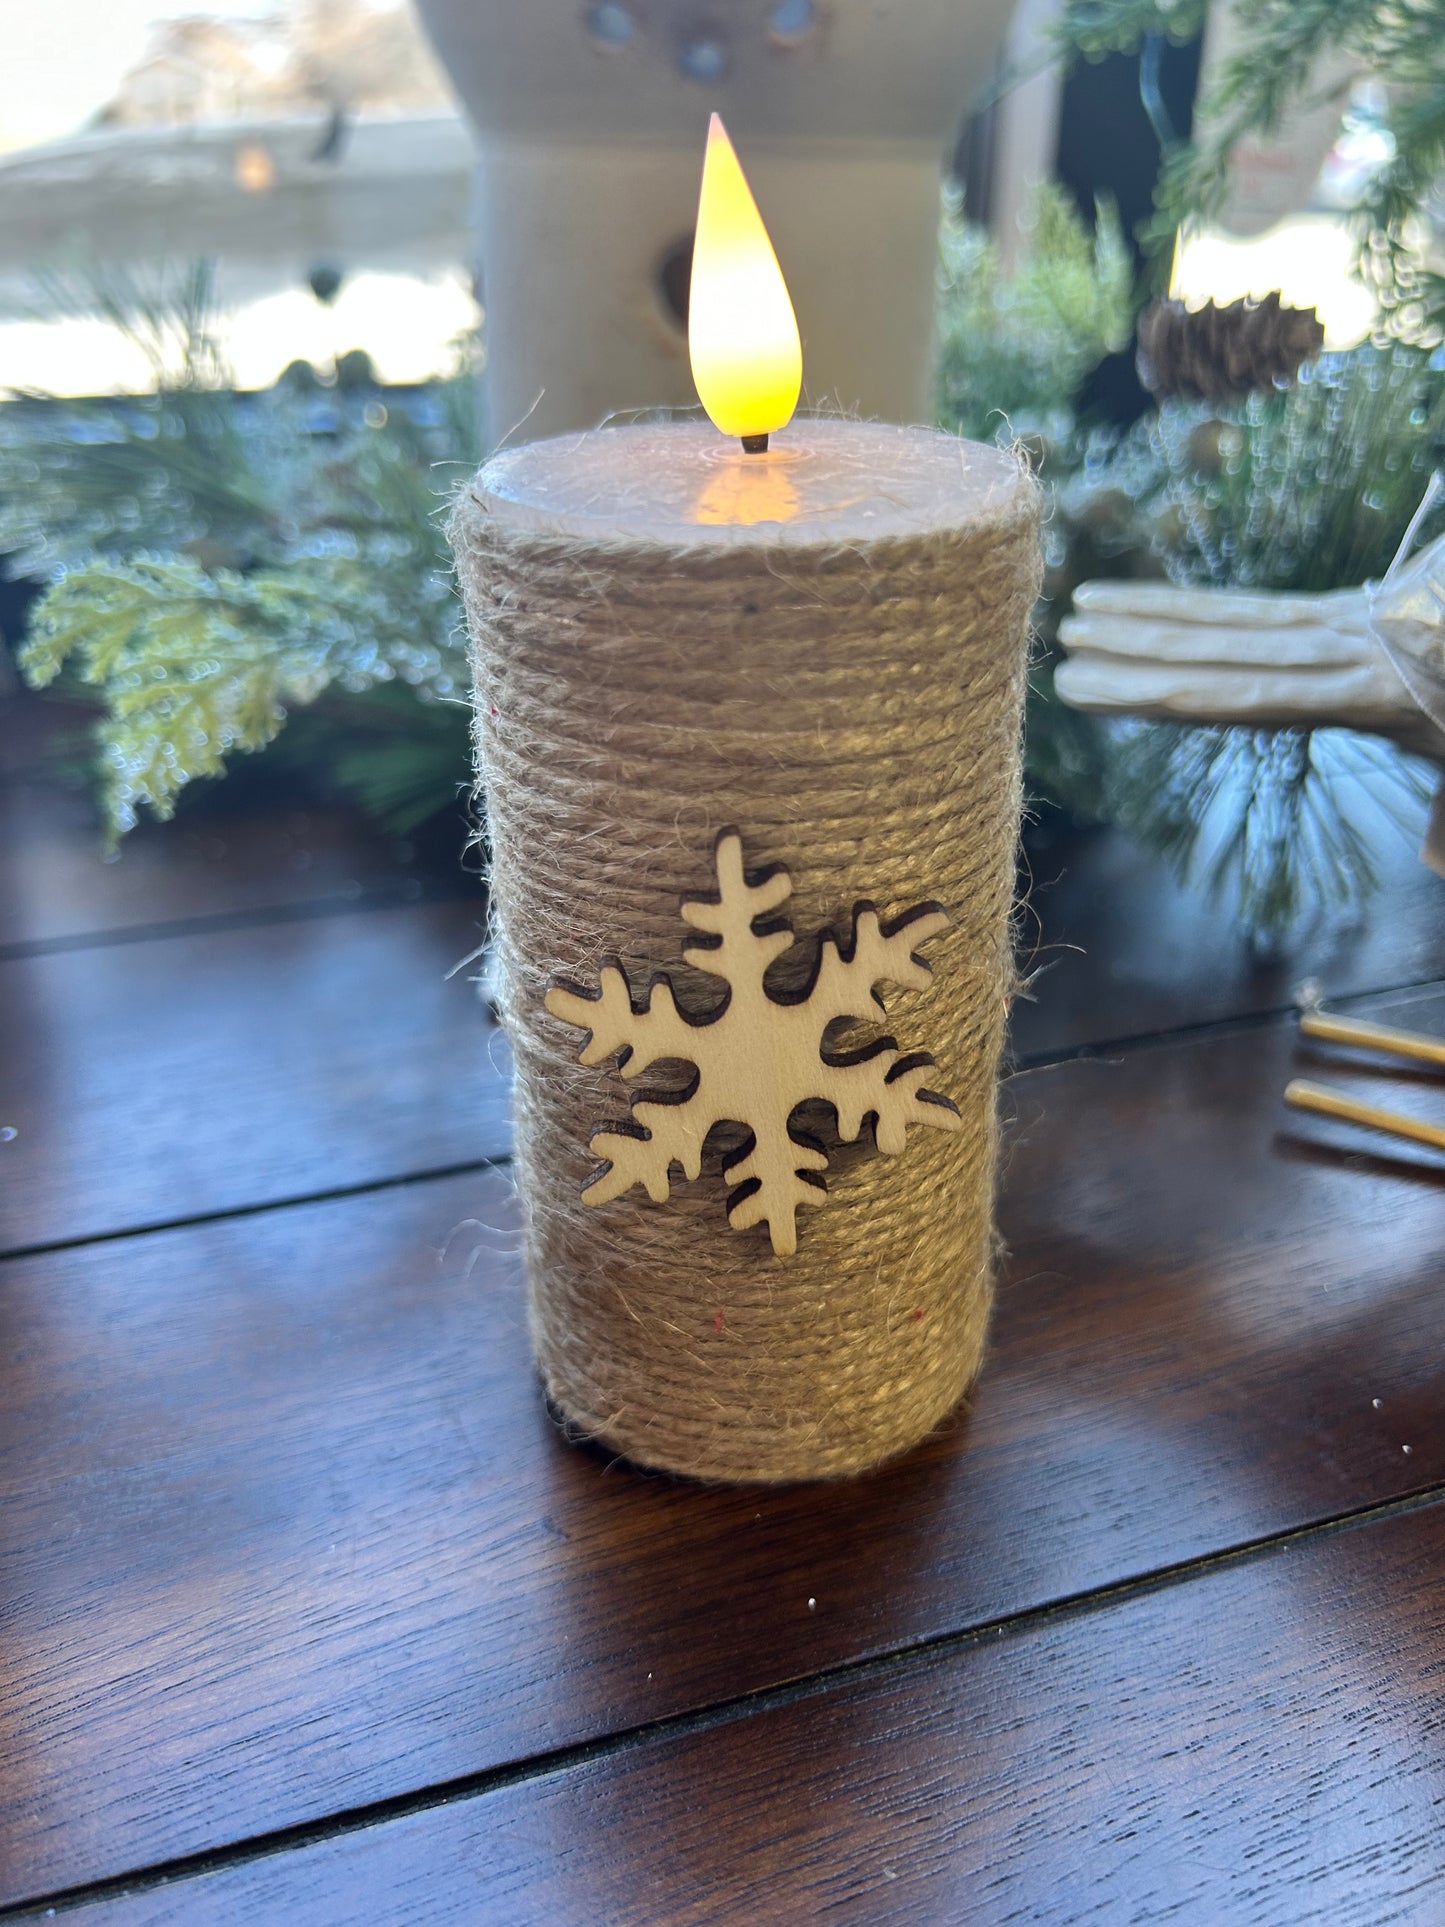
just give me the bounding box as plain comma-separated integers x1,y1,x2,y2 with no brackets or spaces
1008,971,1445,1074
0,885,481,966
0,1155,512,1267
7,1481,1443,1925
5,971,1439,1265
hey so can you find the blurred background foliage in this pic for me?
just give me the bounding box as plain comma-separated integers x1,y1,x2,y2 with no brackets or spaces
1053,0,1445,339
934,180,1133,442
4,263,476,837
939,182,1444,940
2,192,1443,946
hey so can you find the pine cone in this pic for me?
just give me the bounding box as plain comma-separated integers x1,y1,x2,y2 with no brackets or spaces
1136,293,1325,403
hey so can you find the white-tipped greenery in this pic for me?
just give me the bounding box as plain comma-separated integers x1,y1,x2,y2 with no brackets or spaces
4,264,477,840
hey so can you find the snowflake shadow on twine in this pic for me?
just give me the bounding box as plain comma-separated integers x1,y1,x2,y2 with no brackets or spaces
544,830,961,1257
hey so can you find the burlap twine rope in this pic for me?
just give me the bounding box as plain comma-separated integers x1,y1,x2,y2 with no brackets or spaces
451,444,1040,1483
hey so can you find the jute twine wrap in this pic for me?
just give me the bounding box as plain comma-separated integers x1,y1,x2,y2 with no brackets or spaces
451,422,1040,1483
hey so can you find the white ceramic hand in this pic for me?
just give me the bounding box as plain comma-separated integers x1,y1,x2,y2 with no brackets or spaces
1056,575,1445,765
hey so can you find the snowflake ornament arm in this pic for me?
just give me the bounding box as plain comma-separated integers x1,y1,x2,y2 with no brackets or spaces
546,963,695,1075
544,832,961,1257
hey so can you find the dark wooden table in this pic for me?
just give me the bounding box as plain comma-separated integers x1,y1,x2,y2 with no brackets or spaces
3,699,1444,1924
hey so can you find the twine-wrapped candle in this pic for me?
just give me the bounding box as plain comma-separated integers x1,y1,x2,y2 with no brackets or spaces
451,419,1039,1482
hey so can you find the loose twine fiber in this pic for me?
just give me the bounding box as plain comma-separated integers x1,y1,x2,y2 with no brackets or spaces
450,427,1041,1483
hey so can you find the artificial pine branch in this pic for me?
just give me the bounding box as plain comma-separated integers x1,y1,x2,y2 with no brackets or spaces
1054,0,1445,338
1072,342,1445,944
1144,343,1445,592
281,684,472,831
2,263,479,839
934,179,1133,441
933,182,1132,823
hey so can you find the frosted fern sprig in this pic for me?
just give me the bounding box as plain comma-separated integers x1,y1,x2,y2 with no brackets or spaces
1,263,480,838
20,555,459,837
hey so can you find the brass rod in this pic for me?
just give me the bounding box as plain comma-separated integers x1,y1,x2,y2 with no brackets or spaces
1284,1078,1445,1153
1299,1011,1445,1069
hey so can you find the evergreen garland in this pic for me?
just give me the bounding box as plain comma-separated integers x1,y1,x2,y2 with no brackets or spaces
1070,344,1445,938
933,183,1132,824
934,180,1134,440
3,268,477,839
4,244,1442,944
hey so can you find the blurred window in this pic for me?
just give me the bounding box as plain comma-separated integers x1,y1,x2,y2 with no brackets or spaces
0,0,478,393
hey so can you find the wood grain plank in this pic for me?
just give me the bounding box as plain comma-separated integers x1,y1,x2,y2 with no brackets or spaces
4,714,1439,1041
0,777,468,954
1011,816,1445,1062
1,987,1441,1903
4,806,1439,1256
72,1497,1445,1927
0,900,510,1253
0,690,92,783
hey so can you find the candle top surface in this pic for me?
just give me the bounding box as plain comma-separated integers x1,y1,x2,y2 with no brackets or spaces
470,419,1029,549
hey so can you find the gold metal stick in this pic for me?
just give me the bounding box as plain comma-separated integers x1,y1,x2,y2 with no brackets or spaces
1284,1079,1445,1153
1299,1011,1445,1069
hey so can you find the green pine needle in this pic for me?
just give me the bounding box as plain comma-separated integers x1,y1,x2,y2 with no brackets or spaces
1054,0,1445,338
934,179,1135,442
1080,343,1445,945
4,263,479,841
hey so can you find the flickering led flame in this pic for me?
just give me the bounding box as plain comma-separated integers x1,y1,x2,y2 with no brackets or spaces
688,114,802,446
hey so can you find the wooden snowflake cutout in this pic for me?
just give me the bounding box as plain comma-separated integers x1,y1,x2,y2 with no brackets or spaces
544,831,961,1257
